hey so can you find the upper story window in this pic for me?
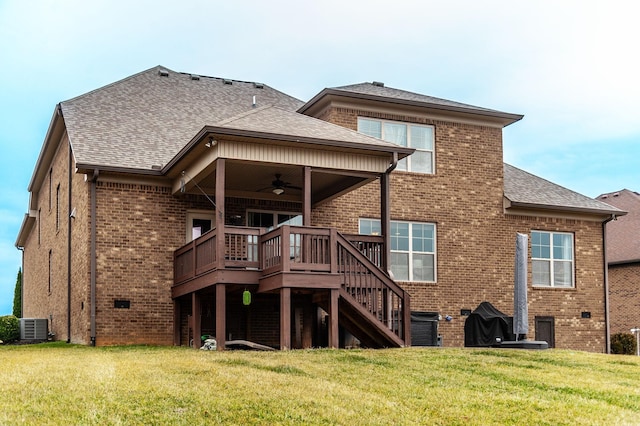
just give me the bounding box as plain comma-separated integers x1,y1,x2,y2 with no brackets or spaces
531,231,574,288
357,118,434,174
359,218,436,282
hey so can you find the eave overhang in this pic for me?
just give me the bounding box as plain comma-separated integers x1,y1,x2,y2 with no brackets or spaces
504,197,627,221
299,89,524,128
163,125,414,176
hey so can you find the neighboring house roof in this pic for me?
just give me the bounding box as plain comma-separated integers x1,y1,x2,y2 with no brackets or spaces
504,163,625,217
298,82,523,127
596,189,640,264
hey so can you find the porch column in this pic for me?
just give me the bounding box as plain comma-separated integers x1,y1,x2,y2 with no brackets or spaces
192,292,201,349
328,288,339,348
302,166,311,226
380,172,391,273
173,299,181,346
215,283,226,351
280,287,291,350
215,158,226,266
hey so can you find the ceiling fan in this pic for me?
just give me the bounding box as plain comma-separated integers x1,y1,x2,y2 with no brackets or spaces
259,173,302,195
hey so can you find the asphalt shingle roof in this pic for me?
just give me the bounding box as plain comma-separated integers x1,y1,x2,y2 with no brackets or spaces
504,163,624,215
331,82,506,114
61,66,304,171
596,189,640,263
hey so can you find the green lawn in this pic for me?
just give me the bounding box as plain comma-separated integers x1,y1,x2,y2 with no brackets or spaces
1,343,639,425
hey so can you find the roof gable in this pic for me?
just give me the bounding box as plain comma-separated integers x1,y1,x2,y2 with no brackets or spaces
299,82,523,127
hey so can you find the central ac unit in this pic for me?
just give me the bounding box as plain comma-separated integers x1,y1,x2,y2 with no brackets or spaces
20,318,48,340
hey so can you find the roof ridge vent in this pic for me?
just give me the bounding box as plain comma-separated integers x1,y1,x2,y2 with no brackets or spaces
190,74,200,81
253,82,264,89
372,81,384,87
158,69,169,77
223,79,233,85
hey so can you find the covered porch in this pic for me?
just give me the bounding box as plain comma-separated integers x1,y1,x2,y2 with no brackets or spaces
164,111,413,350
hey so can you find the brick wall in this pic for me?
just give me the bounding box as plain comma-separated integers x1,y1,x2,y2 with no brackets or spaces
311,105,608,352
608,263,640,335
22,137,75,341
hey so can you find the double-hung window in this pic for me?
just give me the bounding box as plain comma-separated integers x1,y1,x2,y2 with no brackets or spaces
357,118,434,174
359,219,436,282
531,231,574,288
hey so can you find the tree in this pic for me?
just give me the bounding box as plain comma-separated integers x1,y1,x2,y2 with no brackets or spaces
12,268,21,318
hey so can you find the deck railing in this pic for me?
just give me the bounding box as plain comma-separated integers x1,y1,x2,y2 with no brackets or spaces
174,226,261,283
337,233,409,340
174,225,409,344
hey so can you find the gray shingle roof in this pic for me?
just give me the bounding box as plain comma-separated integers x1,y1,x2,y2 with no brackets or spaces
61,66,304,171
504,163,624,215
596,189,640,263
298,82,523,125
332,82,504,114
214,104,410,150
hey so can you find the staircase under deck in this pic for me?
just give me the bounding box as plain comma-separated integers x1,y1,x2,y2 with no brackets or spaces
173,225,411,349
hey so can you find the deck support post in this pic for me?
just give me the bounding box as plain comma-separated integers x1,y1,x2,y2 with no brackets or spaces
328,288,339,348
280,287,291,350
173,299,181,346
192,292,201,349
215,283,226,351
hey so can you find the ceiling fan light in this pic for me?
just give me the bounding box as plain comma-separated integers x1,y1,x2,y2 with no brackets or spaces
272,187,285,195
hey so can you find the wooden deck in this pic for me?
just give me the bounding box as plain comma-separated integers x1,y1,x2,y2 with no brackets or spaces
173,225,410,349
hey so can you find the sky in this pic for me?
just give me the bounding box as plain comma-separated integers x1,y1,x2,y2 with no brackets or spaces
0,0,638,316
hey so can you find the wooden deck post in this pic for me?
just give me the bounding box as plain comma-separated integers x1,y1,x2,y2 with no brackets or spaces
280,287,291,350
215,158,226,267
173,299,181,346
328,288,339,348
303,166,311,226
215,283,226,351
192,292,201,349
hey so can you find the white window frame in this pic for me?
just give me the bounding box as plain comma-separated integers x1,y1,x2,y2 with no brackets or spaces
246,209,301,230
357,117,435,174
531,230,574,288
359,218,436,283
185,210,216,243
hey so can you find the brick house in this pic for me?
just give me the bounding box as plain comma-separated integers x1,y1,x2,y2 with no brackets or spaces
15,66,623,351
596,189,640,336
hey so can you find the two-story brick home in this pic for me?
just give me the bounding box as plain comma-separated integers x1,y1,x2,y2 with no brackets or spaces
15,66,622,351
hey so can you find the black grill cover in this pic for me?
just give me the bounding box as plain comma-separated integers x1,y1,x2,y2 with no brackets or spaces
464,302,515,347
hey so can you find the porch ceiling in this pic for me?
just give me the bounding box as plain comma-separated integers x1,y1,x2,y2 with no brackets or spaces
188,160,373,206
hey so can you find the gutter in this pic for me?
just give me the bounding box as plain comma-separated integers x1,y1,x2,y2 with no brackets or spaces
90,169,99,346
602,214,617,354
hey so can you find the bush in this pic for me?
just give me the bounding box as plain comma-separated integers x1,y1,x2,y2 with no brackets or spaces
611,332,637,355
0,315,20,343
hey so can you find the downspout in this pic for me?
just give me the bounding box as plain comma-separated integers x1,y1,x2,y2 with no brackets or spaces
90,169,99,346
381,152,398,273
603,214,616,354
18,247,24,318
67,143,72,343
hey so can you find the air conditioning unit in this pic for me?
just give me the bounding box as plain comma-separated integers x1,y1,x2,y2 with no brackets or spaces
20,318,48,340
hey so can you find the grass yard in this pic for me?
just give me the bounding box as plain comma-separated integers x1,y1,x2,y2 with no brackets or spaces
1,344,639,425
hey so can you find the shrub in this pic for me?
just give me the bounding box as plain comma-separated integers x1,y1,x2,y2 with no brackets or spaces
611,332,637,355
0,315,20,343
